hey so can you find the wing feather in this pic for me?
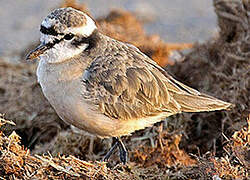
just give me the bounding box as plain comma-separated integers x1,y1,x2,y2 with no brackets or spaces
83,40,232,122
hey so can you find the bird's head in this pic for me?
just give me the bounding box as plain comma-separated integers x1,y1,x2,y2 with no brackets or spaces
26,7,97,63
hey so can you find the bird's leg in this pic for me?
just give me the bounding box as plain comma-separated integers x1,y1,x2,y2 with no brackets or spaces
103,137,128,164
117,137,128,164
103,138,119,162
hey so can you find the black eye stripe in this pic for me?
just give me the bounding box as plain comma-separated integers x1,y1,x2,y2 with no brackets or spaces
42,33,75,50
40,25,63,36
41,29,99,52
45,38,64,49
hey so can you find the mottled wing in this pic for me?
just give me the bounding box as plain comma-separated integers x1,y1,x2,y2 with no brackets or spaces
82,40,232,122
82,42,178,121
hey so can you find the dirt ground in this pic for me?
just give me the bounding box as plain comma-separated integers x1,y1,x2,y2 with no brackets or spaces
0,0,249,179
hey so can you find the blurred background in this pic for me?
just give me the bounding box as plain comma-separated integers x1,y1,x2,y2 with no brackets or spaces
0,1,249,178
0,0,217,61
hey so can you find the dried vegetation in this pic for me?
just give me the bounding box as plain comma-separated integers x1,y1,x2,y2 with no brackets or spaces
0,0,249,179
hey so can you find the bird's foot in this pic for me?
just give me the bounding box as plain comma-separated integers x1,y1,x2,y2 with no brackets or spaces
102,137,127,164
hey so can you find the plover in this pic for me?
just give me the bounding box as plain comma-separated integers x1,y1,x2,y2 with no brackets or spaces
26,7,232,164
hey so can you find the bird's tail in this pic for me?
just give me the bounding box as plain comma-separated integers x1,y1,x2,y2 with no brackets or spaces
173,93,232,112
165,75,233,113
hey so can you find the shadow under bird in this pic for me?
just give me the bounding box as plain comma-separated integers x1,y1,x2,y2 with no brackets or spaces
26,7,232,164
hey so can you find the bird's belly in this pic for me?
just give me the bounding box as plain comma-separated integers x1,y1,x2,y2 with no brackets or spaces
39,77,119,138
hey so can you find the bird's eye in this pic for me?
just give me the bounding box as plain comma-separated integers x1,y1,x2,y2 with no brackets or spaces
64,33,74,40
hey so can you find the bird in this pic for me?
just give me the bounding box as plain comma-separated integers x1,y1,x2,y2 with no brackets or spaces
26,7,232,164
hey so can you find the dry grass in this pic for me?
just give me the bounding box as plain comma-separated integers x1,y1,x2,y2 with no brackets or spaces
0,116,133,179
167,0,250,155
0,0,249,179
0,115,249,179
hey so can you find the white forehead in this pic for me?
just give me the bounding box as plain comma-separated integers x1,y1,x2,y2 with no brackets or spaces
41,13,97,37
41,18,54,28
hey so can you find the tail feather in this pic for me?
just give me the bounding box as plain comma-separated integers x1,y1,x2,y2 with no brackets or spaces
173,93,233,112
165,74,233,113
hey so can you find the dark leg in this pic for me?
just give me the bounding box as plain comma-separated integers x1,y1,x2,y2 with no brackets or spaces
103,139,119,162
117,137,128,164
102,137,128,164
